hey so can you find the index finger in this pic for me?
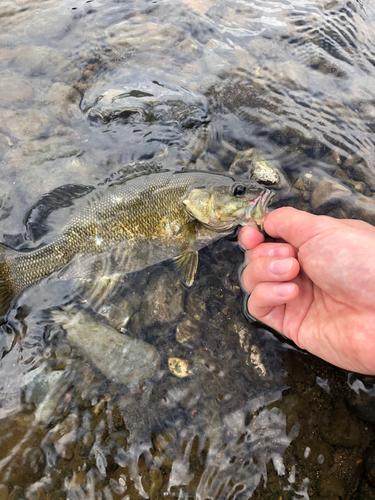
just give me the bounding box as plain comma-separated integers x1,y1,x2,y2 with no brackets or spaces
264,207,329,249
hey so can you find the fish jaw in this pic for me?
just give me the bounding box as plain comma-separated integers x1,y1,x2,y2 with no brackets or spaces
247,189,275,230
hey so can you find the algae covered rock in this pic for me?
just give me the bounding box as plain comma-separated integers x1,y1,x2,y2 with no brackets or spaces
230,148,281,186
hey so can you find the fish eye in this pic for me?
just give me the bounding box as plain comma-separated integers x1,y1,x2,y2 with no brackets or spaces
231,183,247,197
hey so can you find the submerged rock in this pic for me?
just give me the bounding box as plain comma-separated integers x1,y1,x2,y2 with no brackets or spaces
350,195,375,226
0,74,33,106
182,0,216,14
105,21,184,52
350,163,375,190
320,398,365,448
99,291,142,332
310,177,351,212
23,6,73,41
176,293,206,344
82,80,209,129
9,45,79,82
141,271,185,331
2,137,96,208
23,366,67,423
252,159,281,186
347,384,375,425
0,108,50,141
52,308,161,387
46,82,82,125
10,137,82,165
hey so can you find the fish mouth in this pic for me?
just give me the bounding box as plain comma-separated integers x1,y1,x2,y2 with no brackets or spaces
249,189,275,230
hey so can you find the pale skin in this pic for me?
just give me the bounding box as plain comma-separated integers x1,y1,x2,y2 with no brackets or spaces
239,207,375,375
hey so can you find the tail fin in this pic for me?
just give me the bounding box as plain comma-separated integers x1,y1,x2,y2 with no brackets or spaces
0,244,15,316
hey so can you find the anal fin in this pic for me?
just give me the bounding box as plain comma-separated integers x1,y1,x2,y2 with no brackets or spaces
78,276,121,312
173,251,198,287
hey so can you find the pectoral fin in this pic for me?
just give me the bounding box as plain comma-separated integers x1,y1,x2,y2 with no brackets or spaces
173,251,199,287
178,220,198,243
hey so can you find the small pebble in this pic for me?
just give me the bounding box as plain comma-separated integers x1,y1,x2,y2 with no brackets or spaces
168,358,192,378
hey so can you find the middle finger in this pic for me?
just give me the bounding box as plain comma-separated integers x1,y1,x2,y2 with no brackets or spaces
241,255,300,293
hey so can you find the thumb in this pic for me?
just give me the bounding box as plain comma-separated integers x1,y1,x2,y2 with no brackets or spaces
264,207,326,249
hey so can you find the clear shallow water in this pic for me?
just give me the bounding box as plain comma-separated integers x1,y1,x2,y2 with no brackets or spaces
1,0,375,498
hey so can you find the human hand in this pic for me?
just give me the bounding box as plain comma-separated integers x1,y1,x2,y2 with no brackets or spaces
239,207,375,374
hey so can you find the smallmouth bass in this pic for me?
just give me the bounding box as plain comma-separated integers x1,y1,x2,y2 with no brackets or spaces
0,166,274,315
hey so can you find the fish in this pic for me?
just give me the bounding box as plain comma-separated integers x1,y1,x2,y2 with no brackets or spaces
0,165,274,315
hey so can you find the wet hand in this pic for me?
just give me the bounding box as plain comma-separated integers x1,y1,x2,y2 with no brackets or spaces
239,207,375,374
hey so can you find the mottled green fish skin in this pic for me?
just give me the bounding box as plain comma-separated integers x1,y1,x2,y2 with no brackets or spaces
0,169,273,315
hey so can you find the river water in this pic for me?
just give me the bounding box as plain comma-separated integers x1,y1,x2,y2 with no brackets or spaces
1,0,375,498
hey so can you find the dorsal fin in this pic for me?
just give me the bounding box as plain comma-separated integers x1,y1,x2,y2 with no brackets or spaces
24,184,95,242
24,161,165,242
98,160,164,187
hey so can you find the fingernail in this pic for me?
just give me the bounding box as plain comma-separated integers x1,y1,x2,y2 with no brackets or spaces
276,282,296,296
270,258,294,275
268,246,290,258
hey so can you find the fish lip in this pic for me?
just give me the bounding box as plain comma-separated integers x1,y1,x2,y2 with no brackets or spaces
249,189,275,230
261,189,275,211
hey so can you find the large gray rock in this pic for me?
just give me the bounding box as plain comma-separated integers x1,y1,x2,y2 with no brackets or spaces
9,45,80,82
52,308,161,387
0,108,50,140
352,163,375,189
46,82,82,125
350,195,375,226
310,177,351,212
0,74,33,106
105,21,183,51
23,6,73,40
